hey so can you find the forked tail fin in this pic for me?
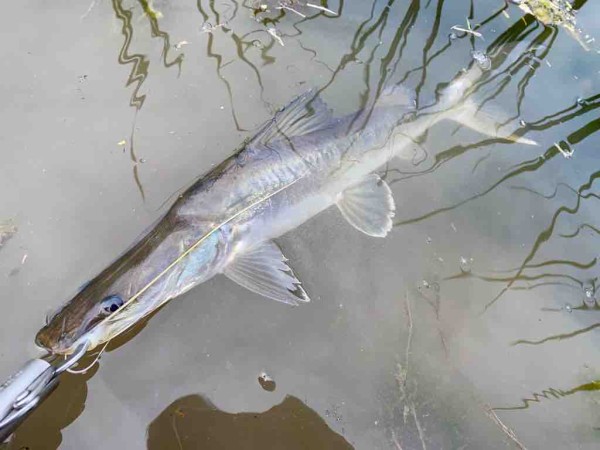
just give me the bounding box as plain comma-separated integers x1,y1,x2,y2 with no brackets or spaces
433,66,538,145
448,101,538,146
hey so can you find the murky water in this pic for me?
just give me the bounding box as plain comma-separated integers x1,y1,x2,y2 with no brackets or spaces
1,1,599,449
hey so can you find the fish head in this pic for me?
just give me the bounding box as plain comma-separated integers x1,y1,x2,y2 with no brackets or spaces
35,286,127,355
35,220,174,355
36,222,229,355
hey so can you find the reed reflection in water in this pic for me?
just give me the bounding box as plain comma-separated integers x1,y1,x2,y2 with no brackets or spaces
1,0,599,449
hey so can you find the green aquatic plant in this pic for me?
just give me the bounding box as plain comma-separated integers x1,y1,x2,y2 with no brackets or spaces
516,0,574,25
514,0,592,50
0,219,16,248
139,0,162,20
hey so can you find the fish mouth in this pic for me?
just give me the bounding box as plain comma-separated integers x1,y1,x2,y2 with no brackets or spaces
36,306,107,354
35,324,79,355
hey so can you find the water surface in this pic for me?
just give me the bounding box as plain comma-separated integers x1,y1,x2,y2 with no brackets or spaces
1,1,599,448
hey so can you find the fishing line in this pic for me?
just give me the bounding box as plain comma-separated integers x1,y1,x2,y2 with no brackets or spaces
92,174,306,341
67,341,110,374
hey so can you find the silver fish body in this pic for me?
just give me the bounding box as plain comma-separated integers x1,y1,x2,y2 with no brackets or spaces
36,70,535,354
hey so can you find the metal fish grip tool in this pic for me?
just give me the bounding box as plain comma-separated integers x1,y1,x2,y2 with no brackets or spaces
0,342,89,442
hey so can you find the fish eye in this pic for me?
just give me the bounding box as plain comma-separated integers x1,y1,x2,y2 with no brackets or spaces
100,295,124,314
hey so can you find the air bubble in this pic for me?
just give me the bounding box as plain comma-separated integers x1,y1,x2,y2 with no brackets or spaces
471,50,491,71
459,256,473,273
583,283,596,307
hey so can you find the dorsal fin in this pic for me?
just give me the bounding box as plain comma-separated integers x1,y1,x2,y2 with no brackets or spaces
252,90,333,146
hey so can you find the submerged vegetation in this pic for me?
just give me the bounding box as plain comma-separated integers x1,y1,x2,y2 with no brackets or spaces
513,0,593,50
0,219,16,248
516,0,576,24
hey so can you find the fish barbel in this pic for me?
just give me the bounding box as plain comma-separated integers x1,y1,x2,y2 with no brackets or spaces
35,67,536,355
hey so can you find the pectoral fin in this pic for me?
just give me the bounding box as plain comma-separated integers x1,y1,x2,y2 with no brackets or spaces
336,174,395,237
450,101,538,146
222,241,310,306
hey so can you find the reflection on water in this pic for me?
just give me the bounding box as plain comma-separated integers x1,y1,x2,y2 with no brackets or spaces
512,322,600,346
194,0,341,131
147,395,353,449
496,379,600,411
111,0,185,200
1,0,600,448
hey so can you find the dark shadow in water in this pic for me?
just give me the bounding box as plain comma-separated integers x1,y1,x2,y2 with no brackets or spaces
111,0,183,108
6,366,97,450
494,379,600,411
393,103,600,312
197,1,247,131
5,307,163,449
511,322,600,346
443,248,596,294
483,151,600,310
494,255,598,272
440,184,600,298
112,0,149,201
147,394,353,450
113,0,151,111
560,223,600,238
195,0,342,132
111,0,184,201
383,4,600,313
445,270,585,290
138,0,184,73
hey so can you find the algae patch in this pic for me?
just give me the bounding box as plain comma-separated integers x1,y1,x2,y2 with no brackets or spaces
514,1,592,50
0,219,17,248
